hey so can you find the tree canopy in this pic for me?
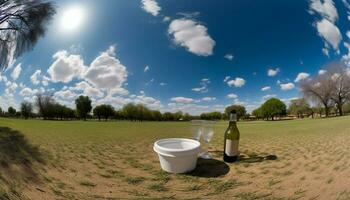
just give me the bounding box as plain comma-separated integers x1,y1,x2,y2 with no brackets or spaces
75,96,92,121
259,98,287,120
0,0,56,70
224,105,246,120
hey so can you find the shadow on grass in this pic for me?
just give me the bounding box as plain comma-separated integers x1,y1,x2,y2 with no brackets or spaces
0,127,45,181
238,154,278,163
188,158,230,178
211,150,278,164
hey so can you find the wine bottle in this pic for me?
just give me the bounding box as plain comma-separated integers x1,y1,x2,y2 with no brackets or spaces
223,110,240,162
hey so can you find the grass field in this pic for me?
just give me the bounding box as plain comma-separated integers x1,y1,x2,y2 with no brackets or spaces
1,117,350,199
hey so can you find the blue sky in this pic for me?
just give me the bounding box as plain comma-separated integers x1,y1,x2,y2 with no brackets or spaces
1,0,350,114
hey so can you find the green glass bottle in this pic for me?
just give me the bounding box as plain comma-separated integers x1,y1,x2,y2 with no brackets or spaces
223,110,240,162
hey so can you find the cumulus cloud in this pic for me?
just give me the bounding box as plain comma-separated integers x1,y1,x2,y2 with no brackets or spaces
48,50,86,83
223,76,230,82
262,94,277,100
294,72,310,82
144,65,150,72
69,81,104,98
141,0,161,16
268,68,279,76
168,18,215,56
54,89,78,100
280,83,295,91
226,93,238,99
309,0,338,22
227,77,245,87
201,97,216,102
192,78,210,93
30,70,42,85
11,63,21,80
19,87,38,97
316,19,342,51
261,86,271,91
318,69,327,75
224,54,234,61
171,96,195,103
85,46,127,90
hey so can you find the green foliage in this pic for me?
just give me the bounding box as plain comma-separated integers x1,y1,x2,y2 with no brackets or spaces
20,101,33,119
288,98,311,118
7,107,16,116
93,104,115,121
225,105,246,120
259,98,286,120
75,96,92,120
200,111,222,120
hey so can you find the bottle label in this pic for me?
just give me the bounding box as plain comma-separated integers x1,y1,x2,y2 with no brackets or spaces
225,139,239,156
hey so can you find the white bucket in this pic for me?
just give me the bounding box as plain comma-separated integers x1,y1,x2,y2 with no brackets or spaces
153,138,201,173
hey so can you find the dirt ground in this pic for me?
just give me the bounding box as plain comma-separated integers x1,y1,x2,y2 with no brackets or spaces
1,117,350,200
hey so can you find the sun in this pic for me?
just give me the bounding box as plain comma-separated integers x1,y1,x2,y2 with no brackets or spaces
59,5,86,33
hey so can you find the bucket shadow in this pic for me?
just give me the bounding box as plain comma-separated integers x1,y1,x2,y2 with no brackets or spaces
188,158,230,178
0,127,45,182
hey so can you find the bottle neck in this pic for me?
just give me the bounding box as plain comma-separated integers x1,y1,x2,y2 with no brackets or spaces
229,113,237,122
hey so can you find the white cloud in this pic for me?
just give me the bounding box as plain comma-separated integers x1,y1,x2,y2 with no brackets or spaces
171,96,195,103
262,94,277,100
268,68,279,76
227,77,245,87
201,97,216,102
318,69,327,75
226,93,238,99
85,46,127,90
316,19,342,51
19,87,38,97
47,50,86,83
294,72,310,82
192,78,210,93
141,0,161,16
309,0,338,22
168,18,215,56
160,82,166,86
223,76,230,82
144,65,150,72
11,63,21,80
69,81,104,98
30,70,42,85
280,83,295,91
163,16,171,22
224,54,234,61
54,89,78,100
261,86,271,91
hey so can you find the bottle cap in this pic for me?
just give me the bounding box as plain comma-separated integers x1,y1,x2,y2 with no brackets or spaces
230,110,237,114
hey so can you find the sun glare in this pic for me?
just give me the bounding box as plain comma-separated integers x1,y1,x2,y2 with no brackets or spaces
60,6,85,33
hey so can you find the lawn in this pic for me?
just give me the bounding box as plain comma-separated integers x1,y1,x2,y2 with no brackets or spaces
1,116,350,199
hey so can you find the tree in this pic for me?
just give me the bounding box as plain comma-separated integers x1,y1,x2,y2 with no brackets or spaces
75,95,92,121
93,104,115,121
20,101,33,119
326,63,350,116
225,105,246,120
200,112,222,120
260,98,286,120
252,107,262,120
0,0,56,70
35,94,56,119
301,67,335,117
288,98,311,118
7,106,16,116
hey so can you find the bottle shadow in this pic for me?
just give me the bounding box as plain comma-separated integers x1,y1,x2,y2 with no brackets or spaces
0,126,45,182
188,158,230,178
210,150,278,163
